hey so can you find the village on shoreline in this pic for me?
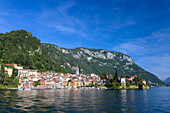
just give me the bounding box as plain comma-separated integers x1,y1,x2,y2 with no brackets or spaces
0,63,150,90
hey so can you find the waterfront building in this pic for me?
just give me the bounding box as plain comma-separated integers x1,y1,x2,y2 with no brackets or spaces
128,75,138,81
18,69,30,78
63,81,68,87
121,78,126,86
5,67,13,77
72,80,82,88
142,80,146,85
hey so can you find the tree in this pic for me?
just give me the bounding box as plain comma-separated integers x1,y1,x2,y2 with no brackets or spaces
12,68,18,79
12,78,19,86
101,71,106,80
112,72,115,79
34,81,41,87
126,79,130,87
114,70,120,83
125,75,130,78
133,76,142,85
1,64,5,74
89,83,94,87
109,72,115,83
0,64,7,85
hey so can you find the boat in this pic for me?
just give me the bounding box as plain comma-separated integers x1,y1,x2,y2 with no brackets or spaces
24,87,31,90
18,88,24,90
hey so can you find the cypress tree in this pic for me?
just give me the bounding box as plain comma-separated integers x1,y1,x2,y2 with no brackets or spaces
114,70,120,83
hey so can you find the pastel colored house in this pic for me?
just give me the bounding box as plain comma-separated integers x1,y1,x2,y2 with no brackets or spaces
63,81,68,87
18,78,32,88
5,67,13,77
44,79,51,87
18,69,30,78
128,75,138,81
142,80,146,85
73,81,82,88
121,78,126,86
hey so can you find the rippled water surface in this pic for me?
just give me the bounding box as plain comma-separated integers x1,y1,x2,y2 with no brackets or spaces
0,87,170,112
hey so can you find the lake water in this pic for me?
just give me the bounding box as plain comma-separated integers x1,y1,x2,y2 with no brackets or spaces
0,87,170,113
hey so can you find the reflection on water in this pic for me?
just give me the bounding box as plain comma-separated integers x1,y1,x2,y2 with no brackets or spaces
120,90,127,112
0,87,170,112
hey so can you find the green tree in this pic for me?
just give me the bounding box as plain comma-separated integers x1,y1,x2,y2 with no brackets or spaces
0,64,7,85
68,79,72,82
101,71,106,80
1,64,5,74
114,70,120,83
133,76,142,85
12,78,19,86
126,79,130,87
109,72,115,83
34,81,41,87
12,68,18,79
125,74,130,78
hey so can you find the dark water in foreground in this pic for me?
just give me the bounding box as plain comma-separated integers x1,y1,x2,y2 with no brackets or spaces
0,87,170,113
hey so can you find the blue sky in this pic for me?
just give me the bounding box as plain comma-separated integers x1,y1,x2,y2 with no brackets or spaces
0,0,170,80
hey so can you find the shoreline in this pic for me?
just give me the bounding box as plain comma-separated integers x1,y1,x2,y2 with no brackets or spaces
2,86,151,90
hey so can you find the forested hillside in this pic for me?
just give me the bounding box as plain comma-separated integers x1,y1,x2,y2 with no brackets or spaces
0,30,66,73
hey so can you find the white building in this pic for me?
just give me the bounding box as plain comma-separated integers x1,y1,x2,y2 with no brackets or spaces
18,69,37,78
121,78,126,86
18,69,29,77
15,66,23,70
90,73,97,77
29,70,38,77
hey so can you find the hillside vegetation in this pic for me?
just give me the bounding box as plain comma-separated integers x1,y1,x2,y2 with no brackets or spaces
0,30,165,85
42,43,165,85
0,30,66,73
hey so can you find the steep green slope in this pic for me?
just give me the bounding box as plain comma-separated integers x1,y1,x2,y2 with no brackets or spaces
42,43,165,85
0,30,164,85
0,30,66,73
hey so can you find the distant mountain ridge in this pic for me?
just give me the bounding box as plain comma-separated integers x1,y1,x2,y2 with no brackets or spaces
42,43,165,86
164,77,170,84
0,30,165,86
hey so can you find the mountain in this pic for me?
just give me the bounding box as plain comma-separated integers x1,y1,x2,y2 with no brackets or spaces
42,43,165,86
164,77,170,84
0,29,165,85
0,30,66,73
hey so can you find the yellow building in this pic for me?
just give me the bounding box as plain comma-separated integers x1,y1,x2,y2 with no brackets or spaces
142,80,146,85
44,79,51,87
5,67,13,77
63,81,68,87
72,81,82,88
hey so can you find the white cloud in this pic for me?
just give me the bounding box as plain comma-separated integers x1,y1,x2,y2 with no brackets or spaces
113,42,145,55
55,25,76,33
38,1,88,39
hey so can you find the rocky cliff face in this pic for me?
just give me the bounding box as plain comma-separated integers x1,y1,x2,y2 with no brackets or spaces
42,43,165,86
